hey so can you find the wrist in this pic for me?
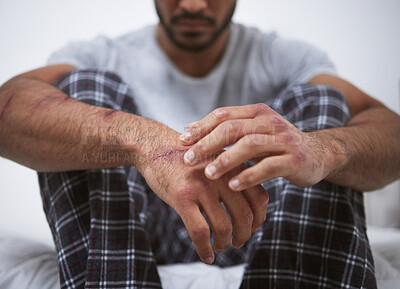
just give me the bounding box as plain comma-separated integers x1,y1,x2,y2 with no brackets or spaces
307,130,349,180
119,117,185,173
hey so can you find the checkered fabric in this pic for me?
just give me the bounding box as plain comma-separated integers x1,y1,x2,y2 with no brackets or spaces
38,70,376,289
240,86,377,289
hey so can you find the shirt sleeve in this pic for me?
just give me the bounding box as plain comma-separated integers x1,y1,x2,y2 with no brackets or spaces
266,36,337,87
47,35,117,69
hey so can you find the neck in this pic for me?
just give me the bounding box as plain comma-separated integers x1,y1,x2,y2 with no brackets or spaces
156,24,231,77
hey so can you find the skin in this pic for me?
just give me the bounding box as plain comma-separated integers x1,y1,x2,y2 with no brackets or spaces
0,65,268,264
0,0,267,265
155,0,236,53
0,0,399,266
155,0,236,76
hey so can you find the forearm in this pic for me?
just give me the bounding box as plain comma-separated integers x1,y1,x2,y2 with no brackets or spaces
0,76,176,172
316,106,400,191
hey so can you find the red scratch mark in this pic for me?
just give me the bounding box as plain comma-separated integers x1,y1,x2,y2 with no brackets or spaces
154,149,187,160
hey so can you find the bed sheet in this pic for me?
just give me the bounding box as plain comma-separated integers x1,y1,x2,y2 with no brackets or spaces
1,228,399,289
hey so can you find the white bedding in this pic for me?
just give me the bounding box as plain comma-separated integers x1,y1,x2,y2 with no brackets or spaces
1,227,399,289
0,238,59,289
0,236,245,289
367,227,400,288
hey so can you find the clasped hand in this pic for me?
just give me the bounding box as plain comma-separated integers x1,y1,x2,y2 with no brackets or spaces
180,103,334,191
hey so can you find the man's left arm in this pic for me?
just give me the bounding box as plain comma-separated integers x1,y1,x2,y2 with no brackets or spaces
179,75,400,192
308,74,400,191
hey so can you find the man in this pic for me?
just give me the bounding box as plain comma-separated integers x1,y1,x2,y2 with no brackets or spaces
0,0,399,288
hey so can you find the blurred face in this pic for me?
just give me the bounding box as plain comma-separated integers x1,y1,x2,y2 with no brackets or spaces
155,0,237,52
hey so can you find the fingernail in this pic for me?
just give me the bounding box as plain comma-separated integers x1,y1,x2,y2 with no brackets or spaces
184,150,195,164
229,179,241,190
205,165,217,177
180,132,191,142
205,257,214,264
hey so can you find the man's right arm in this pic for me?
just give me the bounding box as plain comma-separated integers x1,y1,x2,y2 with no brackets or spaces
0,65,269,264
0,65,168,172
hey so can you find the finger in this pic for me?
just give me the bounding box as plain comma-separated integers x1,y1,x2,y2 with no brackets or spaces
229,155,294,191
180,103,270,145
179,204,215,264
220,189,253,248
199,196,233,253
204,134,287,180
242,185,269,232
184,120,272,166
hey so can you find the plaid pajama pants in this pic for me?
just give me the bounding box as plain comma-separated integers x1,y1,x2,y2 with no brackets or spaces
38,70,377,289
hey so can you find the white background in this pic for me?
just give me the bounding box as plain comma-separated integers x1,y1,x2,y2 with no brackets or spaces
0,0,399,247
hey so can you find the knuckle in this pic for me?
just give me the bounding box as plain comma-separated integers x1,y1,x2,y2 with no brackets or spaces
255,216,266,229
187,121,198,128
175,187,196,207
253,121,269,134
195,140,206,153
190,121,201,130
257,114,270,123
291,147,307,166
268,162,282,175
279,132,295,144
193,124,209,138
241,171,256,185
270,116,288,133
226,120,243,135
216,153,230,169
214,223,232,237
212,108,228,120
191,226,210,242
244,134,265,146
257,192,269,209
252,103,269,115
270,115,285,126
238,206,254,226
263,192,270,206
187,122,201,135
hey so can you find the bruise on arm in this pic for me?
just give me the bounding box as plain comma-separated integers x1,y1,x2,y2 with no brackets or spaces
102,109,118,119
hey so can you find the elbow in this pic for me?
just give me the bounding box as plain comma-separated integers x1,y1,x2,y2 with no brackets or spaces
0,76,27,122
0,93,13,122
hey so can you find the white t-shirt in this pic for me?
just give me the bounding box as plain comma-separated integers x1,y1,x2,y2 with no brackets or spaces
48,23,336,133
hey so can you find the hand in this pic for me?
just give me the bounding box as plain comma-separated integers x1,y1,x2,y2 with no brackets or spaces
136,125,269,265
179,103,344,191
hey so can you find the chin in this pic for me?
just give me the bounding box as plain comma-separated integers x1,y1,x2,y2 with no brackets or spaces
174,36,216,52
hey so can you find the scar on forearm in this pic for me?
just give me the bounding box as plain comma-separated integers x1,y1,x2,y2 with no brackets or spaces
0,94,13,122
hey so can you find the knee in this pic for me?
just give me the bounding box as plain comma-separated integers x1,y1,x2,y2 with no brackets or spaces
54,69,137,112
272,84,352,131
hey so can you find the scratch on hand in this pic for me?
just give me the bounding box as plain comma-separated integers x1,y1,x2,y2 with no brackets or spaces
154,149,187,161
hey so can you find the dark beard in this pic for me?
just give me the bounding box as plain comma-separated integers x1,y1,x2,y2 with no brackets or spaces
155,2,236,53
